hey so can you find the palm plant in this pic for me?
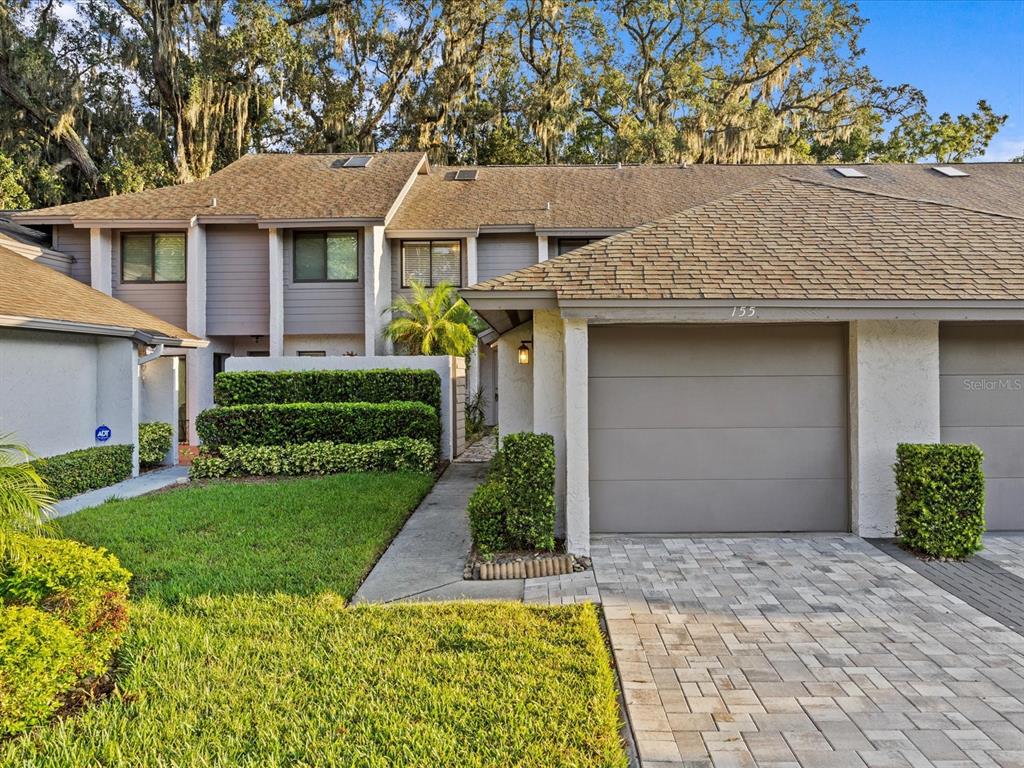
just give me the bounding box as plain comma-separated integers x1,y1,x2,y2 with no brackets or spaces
384,281,481,356
0,436,54,560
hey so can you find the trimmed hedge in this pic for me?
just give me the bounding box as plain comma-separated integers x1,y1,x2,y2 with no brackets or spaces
190,438,436,479
0,604,82,736
467,432,557,554
31,444,134,500
0,535,131,736
467,481,507,556
214,369,442,412
895,443,986,559
196,401,439,450
502,433,556,551
0,536,131,677
139,422,173,468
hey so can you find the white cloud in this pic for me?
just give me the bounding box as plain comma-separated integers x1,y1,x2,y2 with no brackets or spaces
53,1,82,23
982,130,1024,162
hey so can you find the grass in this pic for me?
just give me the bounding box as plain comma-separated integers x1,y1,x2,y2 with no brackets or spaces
2,473,626,767
56,472,435,603
2,598,625,767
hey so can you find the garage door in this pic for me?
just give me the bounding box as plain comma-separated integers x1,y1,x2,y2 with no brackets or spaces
940,323,1024,530
589,324,848,533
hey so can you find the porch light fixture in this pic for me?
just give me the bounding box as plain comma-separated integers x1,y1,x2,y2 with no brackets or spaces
518,340,532,365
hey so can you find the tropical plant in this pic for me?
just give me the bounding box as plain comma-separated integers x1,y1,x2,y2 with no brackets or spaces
466,387,487,438
0,437,53,560
384,281,480,356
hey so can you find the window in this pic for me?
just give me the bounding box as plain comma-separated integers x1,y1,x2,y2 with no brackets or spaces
121,233,186,283
246,351,270,357
557,238,599,256
293,231,359,282
297,350,326,357
401,240,461,287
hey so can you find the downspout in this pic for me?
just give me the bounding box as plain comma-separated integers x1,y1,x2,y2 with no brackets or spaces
137,343,164,365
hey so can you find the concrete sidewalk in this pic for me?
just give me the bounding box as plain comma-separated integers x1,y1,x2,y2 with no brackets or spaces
353,462,524,603
51,465,189,518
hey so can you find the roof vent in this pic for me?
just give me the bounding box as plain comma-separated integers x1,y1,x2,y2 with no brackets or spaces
342,155,372,168
453,169,478,181
932,165,969,177
833,167,866,178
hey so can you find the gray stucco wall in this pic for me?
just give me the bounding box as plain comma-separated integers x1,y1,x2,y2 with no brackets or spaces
283,230,364,335
206,224,270,336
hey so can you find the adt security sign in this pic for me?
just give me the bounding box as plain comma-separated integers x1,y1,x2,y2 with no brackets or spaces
95,425,112,443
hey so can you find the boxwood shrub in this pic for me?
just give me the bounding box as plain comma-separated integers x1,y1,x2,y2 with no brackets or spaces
31,444,133,500
214,369,441,412
467,433,556,554
0,535,131,678
0,604,83,736
196,401,439,449
139,422,173,468
895,443,985,559
502,433,556,551
189,438,436,479
467,481,508,556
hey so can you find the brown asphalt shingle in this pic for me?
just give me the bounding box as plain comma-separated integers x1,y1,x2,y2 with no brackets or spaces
20,153,425,222
0,245,200,343
389,162,1024,230
465,177,1024,301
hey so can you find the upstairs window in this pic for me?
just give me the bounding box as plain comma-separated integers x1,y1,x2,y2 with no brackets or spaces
401,240,461,288
122,233,186,283
293,231,359,282
557,237,599,256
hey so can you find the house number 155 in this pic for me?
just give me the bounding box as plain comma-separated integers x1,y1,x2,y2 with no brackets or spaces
731,305,757,318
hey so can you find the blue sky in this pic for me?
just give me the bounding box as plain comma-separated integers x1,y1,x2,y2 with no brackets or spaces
858,0,1024,160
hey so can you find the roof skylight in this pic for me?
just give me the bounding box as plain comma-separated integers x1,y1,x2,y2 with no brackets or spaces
342,155,372,168
833,167,866,178
453,169,479,181
932,165,969,177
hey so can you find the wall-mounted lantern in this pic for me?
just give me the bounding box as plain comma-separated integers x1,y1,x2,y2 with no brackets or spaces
518,340,532,365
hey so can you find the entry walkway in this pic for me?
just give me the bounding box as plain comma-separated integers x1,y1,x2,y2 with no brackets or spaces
51,465,189,518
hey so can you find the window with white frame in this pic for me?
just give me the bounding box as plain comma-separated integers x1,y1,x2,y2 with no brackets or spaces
401,240,461,288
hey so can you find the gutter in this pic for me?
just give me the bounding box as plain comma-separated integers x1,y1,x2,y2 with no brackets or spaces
137,343,165,365
0,315,208,348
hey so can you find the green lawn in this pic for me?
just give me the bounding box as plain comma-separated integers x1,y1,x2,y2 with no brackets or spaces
3,474,626,767
57,472,434,603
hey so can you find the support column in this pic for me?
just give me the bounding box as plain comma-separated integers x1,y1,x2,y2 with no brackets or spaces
849,320,940,537
537,235,549,262
496,324,533,437
363,225,391,355
268,228,284,356
533,310,566,532
465,235,480,399
89,228,113,295
563,317,589,555
185,222,211,445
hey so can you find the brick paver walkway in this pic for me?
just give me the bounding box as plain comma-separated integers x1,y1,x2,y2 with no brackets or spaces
588,535,1024,768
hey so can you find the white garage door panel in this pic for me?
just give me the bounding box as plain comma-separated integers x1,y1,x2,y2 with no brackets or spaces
590,376,844,429
590,427,847,481
589,324,848,533
940,323,1024,530
591,479,848,533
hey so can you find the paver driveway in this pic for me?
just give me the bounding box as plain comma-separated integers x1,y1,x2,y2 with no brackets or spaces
591,535,1024,768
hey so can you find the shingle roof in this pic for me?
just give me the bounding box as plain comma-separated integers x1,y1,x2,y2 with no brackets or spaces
17,153,425,222
389,162,1024,231
0,244,202,344
465,177,1024,301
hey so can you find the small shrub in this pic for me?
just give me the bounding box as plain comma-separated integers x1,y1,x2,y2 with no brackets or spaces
138,422,173,468
31,445,133,500
189,438,436,479
196,401,439,449
0,535,131,677
895,443,985,559
467,481,508,555
214,369,441,412
501,433,556,551
0,604,83,736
